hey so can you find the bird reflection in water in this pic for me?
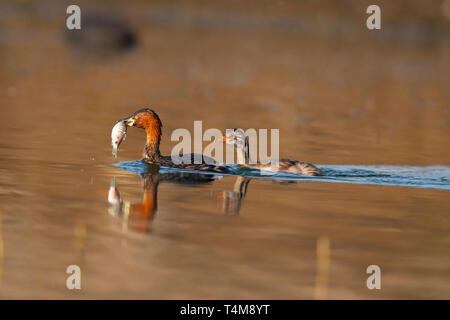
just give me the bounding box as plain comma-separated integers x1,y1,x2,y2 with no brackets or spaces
108,165,227,233
108,174,158,233
107,166,308,232
213,176,251,215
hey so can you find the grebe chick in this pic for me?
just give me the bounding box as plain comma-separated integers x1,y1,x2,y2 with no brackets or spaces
224,129,322,176
124,108,230,173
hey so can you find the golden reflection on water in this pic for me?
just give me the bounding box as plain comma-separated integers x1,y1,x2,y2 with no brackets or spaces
0,0,449,299
314,236,330,300
0,215,3,285
74,222,87,271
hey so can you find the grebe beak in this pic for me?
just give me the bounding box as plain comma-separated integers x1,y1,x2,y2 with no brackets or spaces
125,117,136,127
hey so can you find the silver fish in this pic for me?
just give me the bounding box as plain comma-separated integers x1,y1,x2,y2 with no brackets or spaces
111,120,127,157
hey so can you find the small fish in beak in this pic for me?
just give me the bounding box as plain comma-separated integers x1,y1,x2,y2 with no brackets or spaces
111,120,127,157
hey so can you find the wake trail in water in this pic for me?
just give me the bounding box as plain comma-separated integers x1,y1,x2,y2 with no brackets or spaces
112,161,450,190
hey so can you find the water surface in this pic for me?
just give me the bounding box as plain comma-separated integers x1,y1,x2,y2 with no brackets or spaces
0,0,449,299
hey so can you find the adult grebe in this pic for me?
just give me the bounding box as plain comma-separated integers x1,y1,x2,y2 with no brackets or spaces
224,128,322,176
123,108,230,173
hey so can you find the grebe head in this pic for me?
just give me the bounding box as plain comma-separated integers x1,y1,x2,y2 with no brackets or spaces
223,128,246,149
124,108,162,161
125,108,162,130
223,128,250,164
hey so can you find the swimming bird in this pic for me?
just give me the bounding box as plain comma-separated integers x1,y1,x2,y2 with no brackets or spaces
122,108,230,173
223,128,322,176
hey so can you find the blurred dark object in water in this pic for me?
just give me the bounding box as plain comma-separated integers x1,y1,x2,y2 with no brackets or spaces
65,13,137,57
153,172,218,185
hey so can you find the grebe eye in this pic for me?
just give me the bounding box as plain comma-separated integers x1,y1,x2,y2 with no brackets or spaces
134,115,139,119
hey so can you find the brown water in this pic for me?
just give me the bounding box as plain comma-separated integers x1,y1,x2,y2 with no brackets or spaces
0,1,449,299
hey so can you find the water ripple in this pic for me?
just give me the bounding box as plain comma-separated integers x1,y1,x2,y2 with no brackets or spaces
112,161,450,190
